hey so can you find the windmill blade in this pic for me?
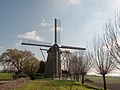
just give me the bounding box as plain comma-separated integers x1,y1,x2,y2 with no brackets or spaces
21,38,52,47
54,19,61,45
55,19,57,44
40,48,48,51
22,38,52,45
21,43,52,47
40,47,46,61
60,45,86,50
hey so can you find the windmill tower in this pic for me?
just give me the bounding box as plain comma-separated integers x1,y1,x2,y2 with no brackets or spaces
44,19,61,78
21,19,86,79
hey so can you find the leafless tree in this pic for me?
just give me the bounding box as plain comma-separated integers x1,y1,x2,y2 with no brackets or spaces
89,37,116,90
104,11,120,70
68,51,91,84
69,52,80,81
78,51,91,84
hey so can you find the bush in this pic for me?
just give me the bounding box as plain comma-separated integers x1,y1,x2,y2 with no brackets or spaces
13,74,28,79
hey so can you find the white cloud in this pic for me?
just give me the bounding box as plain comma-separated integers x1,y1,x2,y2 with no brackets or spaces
41,19,48,26
18,30,43,42
68,0,81,5
108,0,120,9
52,27,63,32
16,30,44,48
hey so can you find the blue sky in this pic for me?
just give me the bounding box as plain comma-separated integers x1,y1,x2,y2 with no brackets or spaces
0,0,120,60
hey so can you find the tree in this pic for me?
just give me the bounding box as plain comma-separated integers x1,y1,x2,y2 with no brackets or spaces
68,52,91,83
89,37,116,90
0,49,39,77
23,57,39,78
37,60,46,75
104,11,120,70
78,51,91,84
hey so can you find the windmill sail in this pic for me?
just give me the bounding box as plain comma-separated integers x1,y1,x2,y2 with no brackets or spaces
60,45,86,50
22,42,52,47
54,19,61,45
21,38,52,47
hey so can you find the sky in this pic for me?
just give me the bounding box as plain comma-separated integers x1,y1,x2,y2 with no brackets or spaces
0,0,120,61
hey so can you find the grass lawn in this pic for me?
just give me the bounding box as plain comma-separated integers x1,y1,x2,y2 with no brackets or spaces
0,73,13,80
86,75,120,84
86,75,120,90
17,79,102,90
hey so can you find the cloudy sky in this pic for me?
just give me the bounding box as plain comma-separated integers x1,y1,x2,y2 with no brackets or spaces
0,0,120,60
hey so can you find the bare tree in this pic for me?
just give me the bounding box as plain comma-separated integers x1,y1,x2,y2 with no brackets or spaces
104,11,120,70
68,52,79,81
68,51,91,84
78,51,91,84
89,37,116,90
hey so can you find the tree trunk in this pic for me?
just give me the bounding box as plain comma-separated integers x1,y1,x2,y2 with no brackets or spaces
76,74,79,82
103,74,106,90
73,74,75,80
17,70,22,75
81,74,84,84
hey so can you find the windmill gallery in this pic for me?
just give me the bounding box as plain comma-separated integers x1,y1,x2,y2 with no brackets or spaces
21,19,86,79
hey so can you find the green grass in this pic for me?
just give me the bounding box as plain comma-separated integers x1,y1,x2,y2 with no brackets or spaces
86,75,120,84
0,73,13,80
85,75,120,90
17,79,102,90
106,77,120,84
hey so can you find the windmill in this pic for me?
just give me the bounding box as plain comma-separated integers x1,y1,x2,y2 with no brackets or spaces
21,19,86,79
